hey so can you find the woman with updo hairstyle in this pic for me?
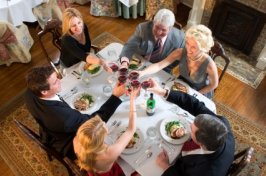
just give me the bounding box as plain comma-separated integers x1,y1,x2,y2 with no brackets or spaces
139,24,218,98
73,88,139,176
60,8,108,69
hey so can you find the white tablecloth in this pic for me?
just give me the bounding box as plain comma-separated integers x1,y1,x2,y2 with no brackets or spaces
119,0,139,7
58,43,217,176
0,0,43,26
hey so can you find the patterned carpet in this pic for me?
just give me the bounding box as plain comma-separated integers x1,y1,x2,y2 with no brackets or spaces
1,33,265,176
214,42,266,89
0,102,265,176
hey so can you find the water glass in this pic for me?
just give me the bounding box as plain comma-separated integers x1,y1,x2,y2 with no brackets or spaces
103,85,112,97
81,71,91,87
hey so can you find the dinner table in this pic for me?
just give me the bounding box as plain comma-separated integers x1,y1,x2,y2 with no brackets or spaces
58,42,217,176
0,0,43,26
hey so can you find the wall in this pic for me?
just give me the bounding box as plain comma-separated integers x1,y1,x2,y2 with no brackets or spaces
201,0,266,60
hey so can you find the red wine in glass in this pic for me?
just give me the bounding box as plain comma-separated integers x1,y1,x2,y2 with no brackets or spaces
110,63,119,72
141,80,151,97
118,75,127,84
119,67,128,76
128,71,139,81
131,80,140,89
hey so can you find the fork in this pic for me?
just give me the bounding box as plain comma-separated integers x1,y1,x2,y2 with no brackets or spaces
62,87,78,99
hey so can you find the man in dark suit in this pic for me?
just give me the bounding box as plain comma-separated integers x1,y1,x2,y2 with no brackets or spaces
120,9,185,73
147,79,235,176
25,65,125,159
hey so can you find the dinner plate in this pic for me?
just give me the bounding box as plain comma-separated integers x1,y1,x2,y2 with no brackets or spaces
113,127,144,154
71,92,95,112
128,54,145,71
165,79,191,94
160,116,190,145
78,61,103,77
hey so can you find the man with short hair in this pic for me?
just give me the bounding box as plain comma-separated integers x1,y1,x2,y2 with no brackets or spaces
120,9,185,73
147,78,235,176
25,65,125,159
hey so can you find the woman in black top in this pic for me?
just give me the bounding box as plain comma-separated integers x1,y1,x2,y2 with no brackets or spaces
60,8,107,68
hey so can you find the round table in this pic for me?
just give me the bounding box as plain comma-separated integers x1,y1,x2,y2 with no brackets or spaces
0,0,43,26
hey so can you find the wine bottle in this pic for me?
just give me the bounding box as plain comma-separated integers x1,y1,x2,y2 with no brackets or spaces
146,93,155,116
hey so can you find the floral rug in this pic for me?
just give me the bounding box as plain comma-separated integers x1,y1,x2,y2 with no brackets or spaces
0,101,265,176
214,43,266,89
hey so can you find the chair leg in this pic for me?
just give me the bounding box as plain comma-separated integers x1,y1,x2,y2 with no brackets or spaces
47,153,53,161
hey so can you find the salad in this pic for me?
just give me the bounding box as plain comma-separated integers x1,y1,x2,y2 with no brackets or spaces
165,121,186,139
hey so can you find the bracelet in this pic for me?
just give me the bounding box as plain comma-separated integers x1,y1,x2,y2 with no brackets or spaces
164,89,169,98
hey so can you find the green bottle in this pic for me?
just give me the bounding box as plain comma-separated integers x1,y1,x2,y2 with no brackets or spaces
146,93,155,116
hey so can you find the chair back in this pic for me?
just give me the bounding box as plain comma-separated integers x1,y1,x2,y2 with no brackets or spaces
227,147,254,176
38,18,62,56
14,119,84,176
209,40,230,83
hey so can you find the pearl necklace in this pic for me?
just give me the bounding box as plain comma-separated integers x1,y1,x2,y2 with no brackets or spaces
188,53,204,62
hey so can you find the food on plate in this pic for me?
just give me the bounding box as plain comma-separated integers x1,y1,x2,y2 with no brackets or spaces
171,82,187,93
165,121,185,139
118,131,139,148
129,56,141,70
84,63,101,74
74,93,94,111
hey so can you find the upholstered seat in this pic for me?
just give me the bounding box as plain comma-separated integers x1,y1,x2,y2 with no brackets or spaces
0,21,33,66
33,0,64,29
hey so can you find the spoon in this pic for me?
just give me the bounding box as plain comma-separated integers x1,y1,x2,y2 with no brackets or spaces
137,151,153,166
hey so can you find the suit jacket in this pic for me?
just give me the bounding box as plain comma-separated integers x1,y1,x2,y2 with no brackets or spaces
162,91,235,176
24,89,122,157
120,21,185,73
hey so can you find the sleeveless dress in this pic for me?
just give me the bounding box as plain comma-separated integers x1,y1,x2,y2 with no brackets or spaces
178,48,213,98
87,162,125,176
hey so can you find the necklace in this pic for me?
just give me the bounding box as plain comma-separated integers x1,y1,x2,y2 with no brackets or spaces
188,53,204,61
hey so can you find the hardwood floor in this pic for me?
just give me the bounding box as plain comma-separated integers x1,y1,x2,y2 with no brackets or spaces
0,3,265,175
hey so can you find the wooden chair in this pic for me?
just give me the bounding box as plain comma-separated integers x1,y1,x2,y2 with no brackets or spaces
209,40,230,83
174,21,182,30
227,147,254,176
14,119,85,176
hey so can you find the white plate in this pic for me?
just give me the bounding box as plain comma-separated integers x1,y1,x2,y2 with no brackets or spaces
165,79,191,94
78,61,103,77
113,127,144,154
71,92,95,112
160,116,190,145
129,54,145,71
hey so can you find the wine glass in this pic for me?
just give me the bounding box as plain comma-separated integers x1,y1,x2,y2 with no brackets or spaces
128,71,139,81
81,71,91,87
118,67,128,76
141,80,151,97
107,62,118,86
118,75,127,85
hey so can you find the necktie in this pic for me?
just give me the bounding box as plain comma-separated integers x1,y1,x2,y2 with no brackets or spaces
181,139,200,151
149,39,162,63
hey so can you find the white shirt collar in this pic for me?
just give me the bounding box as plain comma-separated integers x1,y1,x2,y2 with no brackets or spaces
40,94,61,101
182,147,215,156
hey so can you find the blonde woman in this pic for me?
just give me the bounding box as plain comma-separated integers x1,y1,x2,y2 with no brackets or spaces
60,8,107,69
73,88,139,176
139,25,218,98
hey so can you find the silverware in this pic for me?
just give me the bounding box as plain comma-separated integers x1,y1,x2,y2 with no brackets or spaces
73,70,81,76
62,87,78,99
71,72,80,79
135,146,152,164
108,120,121,134
162,77,173,88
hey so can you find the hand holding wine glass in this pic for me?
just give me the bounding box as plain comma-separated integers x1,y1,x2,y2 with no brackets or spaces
141,80,152,97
